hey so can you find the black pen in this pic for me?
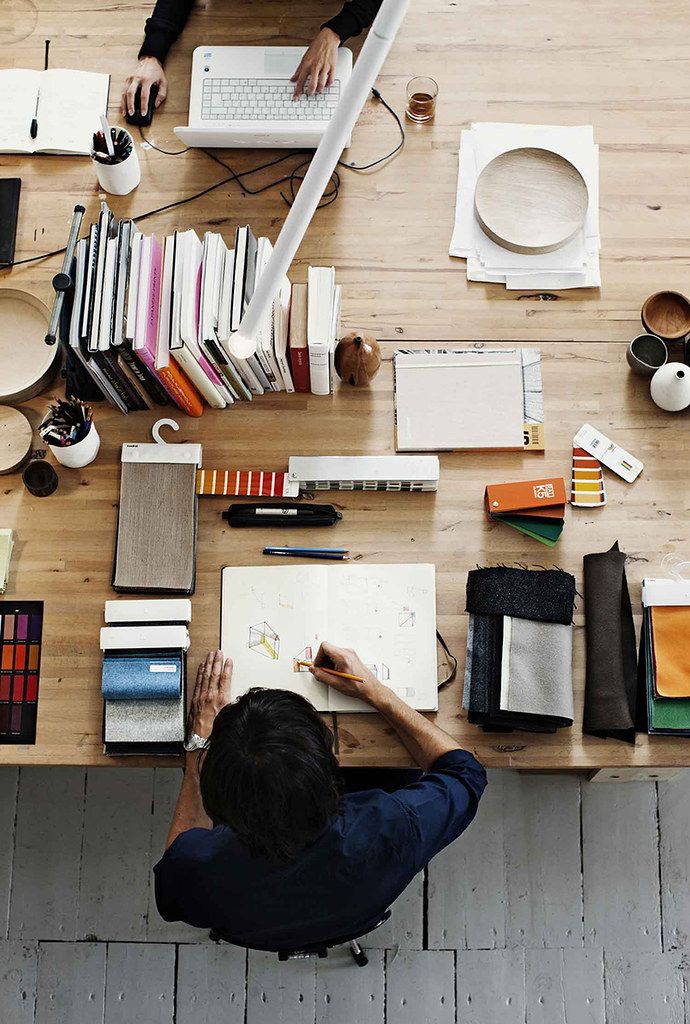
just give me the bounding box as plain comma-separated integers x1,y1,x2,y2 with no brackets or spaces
30,40,50,141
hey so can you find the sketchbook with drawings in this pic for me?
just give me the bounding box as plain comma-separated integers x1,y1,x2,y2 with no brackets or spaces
220,563,438,712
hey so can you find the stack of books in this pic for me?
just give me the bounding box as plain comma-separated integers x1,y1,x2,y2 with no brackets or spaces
100,599,190,756
640,578,690,735
67,203,342,415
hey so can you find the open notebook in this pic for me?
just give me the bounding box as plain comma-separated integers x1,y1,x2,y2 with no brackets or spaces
221,563,438,711
0,69,110,155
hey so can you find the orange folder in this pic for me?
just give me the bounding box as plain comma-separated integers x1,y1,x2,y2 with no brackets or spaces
651,606,690,697
485,478,567,518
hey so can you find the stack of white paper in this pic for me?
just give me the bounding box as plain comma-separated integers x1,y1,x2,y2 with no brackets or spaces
449,123,600,290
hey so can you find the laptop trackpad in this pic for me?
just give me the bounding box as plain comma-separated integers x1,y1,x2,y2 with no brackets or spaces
264,48,301,77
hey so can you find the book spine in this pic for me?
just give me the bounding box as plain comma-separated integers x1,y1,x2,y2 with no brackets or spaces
308,343,331,396
100,351,148,410
91,353,135,412
72,345,127,413
289,347,311,392
120,343,170,406
134,343,204,417
116,354,154,409
157,364,204,417
247,355,271,392
171,345,227,409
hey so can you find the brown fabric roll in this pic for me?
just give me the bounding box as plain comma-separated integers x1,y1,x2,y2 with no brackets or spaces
583,541,638,743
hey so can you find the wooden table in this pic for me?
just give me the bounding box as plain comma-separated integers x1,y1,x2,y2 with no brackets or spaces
2,0,690,769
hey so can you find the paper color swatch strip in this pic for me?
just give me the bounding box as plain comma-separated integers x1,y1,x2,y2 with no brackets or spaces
570,446,606,507
196,469,298,498
0,601,43,744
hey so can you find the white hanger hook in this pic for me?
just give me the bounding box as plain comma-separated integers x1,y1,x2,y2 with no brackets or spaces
152,418,180,445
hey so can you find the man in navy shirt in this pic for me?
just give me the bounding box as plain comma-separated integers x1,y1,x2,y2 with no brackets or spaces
154,644,487,949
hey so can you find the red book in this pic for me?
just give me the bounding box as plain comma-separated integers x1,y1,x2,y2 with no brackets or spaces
288,283,310,392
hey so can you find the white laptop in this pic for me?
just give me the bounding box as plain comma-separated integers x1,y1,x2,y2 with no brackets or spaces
175,46,353,149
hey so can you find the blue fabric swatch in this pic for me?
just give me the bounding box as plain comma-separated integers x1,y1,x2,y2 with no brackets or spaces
102,654,182,701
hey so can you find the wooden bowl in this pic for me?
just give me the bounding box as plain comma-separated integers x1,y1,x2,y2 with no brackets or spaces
641,291,690,341
474,147,589,255
0,289,61,404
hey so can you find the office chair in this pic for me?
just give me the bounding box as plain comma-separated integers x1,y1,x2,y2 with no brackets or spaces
209,909,391,967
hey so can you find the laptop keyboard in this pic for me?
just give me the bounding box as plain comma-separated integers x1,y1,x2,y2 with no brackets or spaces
201,78,340,121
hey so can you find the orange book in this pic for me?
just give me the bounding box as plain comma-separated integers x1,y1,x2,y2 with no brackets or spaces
157,363,204,418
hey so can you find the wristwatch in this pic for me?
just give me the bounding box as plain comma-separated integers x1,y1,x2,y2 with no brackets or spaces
184,732,210,752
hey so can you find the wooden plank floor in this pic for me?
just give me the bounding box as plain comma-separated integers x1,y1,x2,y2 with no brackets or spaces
1,766,689,1022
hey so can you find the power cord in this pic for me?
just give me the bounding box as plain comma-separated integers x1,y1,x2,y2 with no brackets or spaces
338,88,405,171
1,87,404,270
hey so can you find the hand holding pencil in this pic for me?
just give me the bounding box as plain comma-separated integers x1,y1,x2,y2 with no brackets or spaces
308,642,381,701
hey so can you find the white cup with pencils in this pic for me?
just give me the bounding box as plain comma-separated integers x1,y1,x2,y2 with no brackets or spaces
40,398,100,469
91,117,140,196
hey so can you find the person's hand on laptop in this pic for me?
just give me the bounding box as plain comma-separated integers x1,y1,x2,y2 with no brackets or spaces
188,650,233,740
310,642,381,702
121,57,168,117
291,27,340,99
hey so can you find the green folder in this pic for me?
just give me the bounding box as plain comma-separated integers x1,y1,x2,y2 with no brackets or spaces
501,515,564,547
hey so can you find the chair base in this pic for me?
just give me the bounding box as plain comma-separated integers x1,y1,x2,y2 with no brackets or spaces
209,908,390,968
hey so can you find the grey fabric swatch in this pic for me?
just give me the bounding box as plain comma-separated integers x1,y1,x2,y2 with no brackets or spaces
104,692,185,743
462,614,475,710
468,613,503,714
500,617,573,720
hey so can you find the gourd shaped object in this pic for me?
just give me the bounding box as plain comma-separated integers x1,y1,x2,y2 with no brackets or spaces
334,332,382,387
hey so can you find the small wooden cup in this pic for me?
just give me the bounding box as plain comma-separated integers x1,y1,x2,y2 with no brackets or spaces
641,291,690,341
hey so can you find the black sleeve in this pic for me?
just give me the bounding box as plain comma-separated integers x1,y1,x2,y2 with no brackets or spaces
138,0,196,64
322,0,383,43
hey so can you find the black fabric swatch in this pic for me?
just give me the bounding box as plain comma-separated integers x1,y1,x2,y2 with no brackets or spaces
468,614,502,715
583,541,638,744
466,567,576,625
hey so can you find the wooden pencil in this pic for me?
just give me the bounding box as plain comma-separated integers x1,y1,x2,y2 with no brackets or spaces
297,660,365,684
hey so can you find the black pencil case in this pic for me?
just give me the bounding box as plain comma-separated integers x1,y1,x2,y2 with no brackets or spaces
222,503,342,528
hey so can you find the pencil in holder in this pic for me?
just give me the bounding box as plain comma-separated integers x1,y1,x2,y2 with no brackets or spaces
91,127,140,196
47,421,100,469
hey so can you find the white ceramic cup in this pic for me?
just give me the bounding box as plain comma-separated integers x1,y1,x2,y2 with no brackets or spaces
48,422,100,468
92,129,140,196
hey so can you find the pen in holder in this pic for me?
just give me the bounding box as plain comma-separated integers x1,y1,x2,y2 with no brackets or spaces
91,124,140,196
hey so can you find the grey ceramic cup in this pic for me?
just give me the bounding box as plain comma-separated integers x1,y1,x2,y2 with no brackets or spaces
626,333,668,376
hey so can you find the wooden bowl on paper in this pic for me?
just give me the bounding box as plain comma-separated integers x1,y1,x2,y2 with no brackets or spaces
641,291,690,341
474,147,589,255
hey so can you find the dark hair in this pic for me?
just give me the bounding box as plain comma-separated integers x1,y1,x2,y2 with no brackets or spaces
200,688,342,863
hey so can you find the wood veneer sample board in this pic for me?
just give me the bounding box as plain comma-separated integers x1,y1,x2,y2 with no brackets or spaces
113,461,197,594
474,148,589,255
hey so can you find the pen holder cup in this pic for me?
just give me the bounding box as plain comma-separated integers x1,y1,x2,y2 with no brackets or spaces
92,130,140,196
48,422,100,469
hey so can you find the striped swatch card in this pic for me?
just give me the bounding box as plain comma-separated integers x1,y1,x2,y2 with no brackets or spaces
571,446,606,507
196,469,298,498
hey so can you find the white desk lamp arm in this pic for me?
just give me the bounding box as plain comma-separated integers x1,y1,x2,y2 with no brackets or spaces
228,0,410,359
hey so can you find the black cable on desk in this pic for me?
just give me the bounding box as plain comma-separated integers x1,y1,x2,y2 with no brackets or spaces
0,87,404,270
